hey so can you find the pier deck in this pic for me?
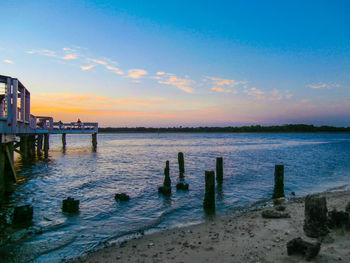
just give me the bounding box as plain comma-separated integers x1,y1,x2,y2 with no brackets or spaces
0,74,98,200
0,74,98,140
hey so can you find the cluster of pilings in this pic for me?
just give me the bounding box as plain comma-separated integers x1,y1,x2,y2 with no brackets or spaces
0,132,98,202
17,134,50,159
0,133,50,201
158,153,287,215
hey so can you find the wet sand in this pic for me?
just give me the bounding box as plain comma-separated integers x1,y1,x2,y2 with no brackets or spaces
71,189,350,263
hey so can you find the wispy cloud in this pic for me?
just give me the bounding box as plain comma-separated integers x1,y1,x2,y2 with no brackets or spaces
208,77,247,87
63,47,76,52
63,54,77,60
308,83,339,89
211,87,236,93
89,58,107,65
3,59,14,64
207,76,247,94
27,49,57,57
80,65,95,71
243,87,264,99
105,65,123,75
156,72,194,93
127,69,148,79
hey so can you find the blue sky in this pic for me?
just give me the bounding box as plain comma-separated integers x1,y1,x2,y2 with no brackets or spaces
0,0,349,127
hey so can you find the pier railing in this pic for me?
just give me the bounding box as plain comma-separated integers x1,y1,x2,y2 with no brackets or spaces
1,74,98,138
52,122,98,134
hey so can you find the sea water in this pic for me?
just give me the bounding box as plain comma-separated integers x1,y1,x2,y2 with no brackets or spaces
4,133,350,262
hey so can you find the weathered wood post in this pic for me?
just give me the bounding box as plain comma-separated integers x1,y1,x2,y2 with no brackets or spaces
44,134,49,158
3,143,16,194
164,160,170,187
273,164,285,199
37,134,43,155
158,160,171,195
62,133,66,148
203,171,215,211
92,133,97,151
20,136,29,160
178,152,184,178
303,195,329,238
0,145,5,200
28,135,36,157
216,157,223,184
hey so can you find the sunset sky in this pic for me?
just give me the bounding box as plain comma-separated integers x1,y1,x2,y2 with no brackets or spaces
1,0,349,127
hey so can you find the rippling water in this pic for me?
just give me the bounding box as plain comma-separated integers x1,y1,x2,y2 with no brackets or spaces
4,133,350,262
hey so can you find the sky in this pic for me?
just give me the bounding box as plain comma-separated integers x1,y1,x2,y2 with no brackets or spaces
0,0,349,127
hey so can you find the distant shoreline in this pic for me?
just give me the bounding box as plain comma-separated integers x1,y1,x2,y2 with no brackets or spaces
98,124,350,133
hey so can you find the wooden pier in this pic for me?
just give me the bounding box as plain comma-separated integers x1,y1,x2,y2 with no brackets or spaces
0,74,98,200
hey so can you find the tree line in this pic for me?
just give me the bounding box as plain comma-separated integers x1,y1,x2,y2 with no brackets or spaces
98,124,350,133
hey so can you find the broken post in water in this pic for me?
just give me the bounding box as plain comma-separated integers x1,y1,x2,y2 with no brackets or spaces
273,164,285,199
62,133,66,148
158,160,171,195
216,157,223,184
92,133,97,150
203,170,215,211
164,160,170,187
178,152,185,178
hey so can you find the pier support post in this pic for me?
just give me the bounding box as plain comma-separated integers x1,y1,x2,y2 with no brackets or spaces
273,164,285,199
216,157,223,184
178,152,184,178
37,134,43,155
0,145,5,200
28,135,36,157
20,136,29,160
203,171,215,212
92,133,97,151
44,134,49,158
1,143,17,198
62,133,66,148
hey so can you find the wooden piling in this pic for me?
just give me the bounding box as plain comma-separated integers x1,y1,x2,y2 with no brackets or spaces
158,160,171,195
164,160,171,187
273,164,285,199
37,134,43,155
178,152,184,177
20,136,29,160
62,133,66,148
303,195,329,237
3,143,16,195
203,171,215,211
92,133,97,150
28,135,36,157
216,157,223,184
0,145,5,200
44,134,49,158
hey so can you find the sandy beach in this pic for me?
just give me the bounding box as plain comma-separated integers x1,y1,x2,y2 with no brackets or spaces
70,189,350,263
